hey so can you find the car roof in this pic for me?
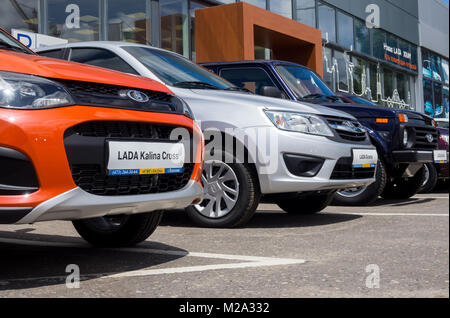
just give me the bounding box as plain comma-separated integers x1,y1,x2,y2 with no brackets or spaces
200,59,310,69
36,41,171,54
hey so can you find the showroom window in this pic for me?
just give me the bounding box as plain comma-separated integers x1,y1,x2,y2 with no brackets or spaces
352,57,365,96
160,0,189,58
241,0,266,9
107,0,150,44
396,72,407,104
318,2,336,43
322,46,334,90
434,82,443,117
0,0,39,34
372,28,386,61
269,0,292,19
383,68,394,101
368,63,379,103
423,79,433,117
295,0,316,28
334,50,349,92
422,48,449,118
190,0,208,61
337,12,353,49
354,19,370,56
48,0,100,42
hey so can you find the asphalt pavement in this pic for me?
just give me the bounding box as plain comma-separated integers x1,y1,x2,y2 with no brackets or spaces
0,186,448,298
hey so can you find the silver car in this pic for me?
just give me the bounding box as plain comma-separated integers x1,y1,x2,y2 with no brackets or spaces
38,42,378,228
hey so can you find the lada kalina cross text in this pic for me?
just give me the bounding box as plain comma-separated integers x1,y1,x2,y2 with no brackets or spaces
39,42,378,228
0,29,204,246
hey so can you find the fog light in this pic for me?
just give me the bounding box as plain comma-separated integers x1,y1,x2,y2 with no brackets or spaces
403,129,409,147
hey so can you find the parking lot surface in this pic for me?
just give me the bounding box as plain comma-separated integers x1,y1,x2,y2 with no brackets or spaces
0,191,448,298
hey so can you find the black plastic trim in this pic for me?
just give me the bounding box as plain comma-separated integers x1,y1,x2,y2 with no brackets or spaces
0,207,33,224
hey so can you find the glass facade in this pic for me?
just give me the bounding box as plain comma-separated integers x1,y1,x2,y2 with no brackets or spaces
0,0,39,33
422,48,449,118
269,0,292,19
160,0,189,58
4,0,446,117
48,0,100,42
336,12,353,49
317,2,335,43
295,0,315,28
107,0,150,44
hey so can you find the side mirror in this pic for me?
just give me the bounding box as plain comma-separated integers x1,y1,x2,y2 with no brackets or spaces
260,86,283,98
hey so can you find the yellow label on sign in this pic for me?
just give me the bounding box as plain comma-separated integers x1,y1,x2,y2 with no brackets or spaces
140,168,165,175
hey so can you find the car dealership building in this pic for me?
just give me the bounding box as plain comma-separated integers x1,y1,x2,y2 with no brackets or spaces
1,0,448,118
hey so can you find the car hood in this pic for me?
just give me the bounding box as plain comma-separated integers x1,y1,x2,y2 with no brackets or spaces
0,50,173,94
315,101,432,122
170,87,357,120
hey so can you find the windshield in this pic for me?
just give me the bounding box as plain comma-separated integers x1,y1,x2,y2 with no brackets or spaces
347,95,376,105
437,121,449,129
275,65,335,100
122,46,235,90
0,29,34,55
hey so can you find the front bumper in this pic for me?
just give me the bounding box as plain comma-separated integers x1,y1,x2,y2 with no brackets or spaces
257,128,376,194
0,106,203,223
14,180,203,224
392,150,434,163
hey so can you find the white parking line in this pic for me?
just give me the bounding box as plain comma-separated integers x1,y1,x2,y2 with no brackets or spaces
327,212,449,217
0,238,306,283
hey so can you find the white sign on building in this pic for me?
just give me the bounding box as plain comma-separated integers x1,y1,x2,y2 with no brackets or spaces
11,29,68,51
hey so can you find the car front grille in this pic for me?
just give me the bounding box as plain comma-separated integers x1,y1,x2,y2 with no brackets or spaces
70,164,195,196
410,126,439,150
64,121,194,196
325,117,368,142
70,121,176,139
55,79,177,113
331,157,376,180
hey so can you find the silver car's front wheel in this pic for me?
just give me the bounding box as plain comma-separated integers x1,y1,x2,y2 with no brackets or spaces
186,155,260,228
194,160,240,218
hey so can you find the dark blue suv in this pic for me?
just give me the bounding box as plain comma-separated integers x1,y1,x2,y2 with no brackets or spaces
202,60,443,205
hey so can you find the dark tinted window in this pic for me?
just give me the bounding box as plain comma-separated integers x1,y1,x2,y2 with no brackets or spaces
39,49,65,59
219,67,277,95
69,48,138,75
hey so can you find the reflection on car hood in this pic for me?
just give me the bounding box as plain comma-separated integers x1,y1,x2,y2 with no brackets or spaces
0,50,173,94
170,87,358,120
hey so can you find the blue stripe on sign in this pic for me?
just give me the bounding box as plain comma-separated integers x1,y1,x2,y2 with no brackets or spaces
165,168,183,174
109,169,140,176
352,164,376,168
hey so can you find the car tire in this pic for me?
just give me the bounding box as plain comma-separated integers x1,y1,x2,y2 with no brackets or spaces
276,191,335,215
72,211,163,247
380,166,426,200
418,163,438,194
186,158,260,228
332,160,387,206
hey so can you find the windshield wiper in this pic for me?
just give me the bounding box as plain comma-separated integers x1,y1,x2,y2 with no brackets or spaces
172,81,220,90
0,43,31,54
225,86,252,93
302,93,340,102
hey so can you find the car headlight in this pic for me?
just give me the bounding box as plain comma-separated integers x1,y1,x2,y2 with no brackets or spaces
0,71,74,109
170,95,194,119
265,111,334,137
442,134,449,145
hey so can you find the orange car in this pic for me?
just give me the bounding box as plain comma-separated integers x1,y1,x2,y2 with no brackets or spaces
0,28,203,246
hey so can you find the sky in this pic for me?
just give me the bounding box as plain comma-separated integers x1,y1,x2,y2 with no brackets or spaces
443,0,449,5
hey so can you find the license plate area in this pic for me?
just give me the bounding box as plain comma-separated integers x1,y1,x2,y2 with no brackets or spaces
352,149,378,168
433,150,448,164
107,140,185,176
